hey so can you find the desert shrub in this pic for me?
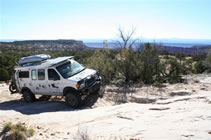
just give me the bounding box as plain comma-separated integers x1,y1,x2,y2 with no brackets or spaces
0,122,35,140
192,54,206,61
116,42,166,84
25,128,35,137
181,58,194,74
192,54,207,73
203,49,211,72
139,43,161,84
87,49,116,84
74,126,90,140
1,122,13,134
0,67,10,81
8,129,26,140
175,53,185,65
194,60,206,73
117,46,140,83
174,53,195,75
166,58,182,83
15,123,27,132
159,49,169,55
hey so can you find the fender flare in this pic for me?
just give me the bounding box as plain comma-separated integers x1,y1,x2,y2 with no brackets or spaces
63,87,78,96
21,87,32,94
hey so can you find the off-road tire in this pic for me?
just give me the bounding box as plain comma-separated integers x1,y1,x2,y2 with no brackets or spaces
9,84,17,94
65,93,81,108
23,90,35,103
91,86,101,95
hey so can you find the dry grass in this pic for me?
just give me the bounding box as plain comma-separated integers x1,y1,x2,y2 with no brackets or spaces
74,126,90,140
0,122,35,140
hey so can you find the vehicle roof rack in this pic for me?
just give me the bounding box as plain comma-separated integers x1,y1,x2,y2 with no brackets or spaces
18,54,51,65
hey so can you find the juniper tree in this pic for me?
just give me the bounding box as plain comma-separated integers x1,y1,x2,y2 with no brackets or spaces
139,43,160,84
203,49,211,72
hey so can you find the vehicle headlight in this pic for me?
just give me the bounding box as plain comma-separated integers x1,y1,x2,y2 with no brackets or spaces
80,82,85,88
77,79,85,89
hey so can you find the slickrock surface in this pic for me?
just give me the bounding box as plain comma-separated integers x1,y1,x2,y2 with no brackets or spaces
0,74,211,140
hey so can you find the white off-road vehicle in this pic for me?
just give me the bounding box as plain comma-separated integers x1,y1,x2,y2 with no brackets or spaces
12,54,101,108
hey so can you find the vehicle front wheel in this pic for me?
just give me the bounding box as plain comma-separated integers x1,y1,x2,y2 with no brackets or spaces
65,93,81,108
23,90,35,103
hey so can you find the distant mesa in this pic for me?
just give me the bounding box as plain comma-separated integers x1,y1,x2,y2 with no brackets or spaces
0,39,87,51
0,39,211,55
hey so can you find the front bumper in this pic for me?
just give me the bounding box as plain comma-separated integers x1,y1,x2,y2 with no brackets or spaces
79,79,101,95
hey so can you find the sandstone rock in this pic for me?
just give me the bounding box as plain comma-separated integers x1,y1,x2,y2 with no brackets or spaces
169,90,192,96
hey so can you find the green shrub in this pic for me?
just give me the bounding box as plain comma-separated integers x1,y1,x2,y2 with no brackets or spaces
0,67,10,81
166,58,181,83
87,49,116,84
10,129,26,140
1,122,35,140
194,60,206,73
15,123,27,132
139,43,161,84
117,46,140,83
26,129,35,137
1,122,13,134
181,58,194,74
203,49,211,72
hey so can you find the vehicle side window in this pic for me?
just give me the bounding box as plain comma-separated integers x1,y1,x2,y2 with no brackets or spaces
19,71,29,78
38,69,45,80
48,69,60,80
31,69,37,80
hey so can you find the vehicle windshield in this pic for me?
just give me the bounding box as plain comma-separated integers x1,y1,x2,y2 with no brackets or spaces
56,60,85,78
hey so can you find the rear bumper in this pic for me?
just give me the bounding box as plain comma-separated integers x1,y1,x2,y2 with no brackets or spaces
79,79,101,95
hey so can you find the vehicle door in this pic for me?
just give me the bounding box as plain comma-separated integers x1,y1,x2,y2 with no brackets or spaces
17,70,30,91
30,69,49,95
47,68,61,95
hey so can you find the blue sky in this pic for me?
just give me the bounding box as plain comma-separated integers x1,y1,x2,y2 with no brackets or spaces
0,0,211,40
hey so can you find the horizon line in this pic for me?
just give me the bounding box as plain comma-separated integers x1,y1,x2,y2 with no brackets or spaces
1,38,211,41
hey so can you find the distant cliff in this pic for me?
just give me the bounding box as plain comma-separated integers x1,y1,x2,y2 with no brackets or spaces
0,39,210,55
0,40,87,52
137,44,211,55
160,45,211,55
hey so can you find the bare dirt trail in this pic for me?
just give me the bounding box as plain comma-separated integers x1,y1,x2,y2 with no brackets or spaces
0,75,211,140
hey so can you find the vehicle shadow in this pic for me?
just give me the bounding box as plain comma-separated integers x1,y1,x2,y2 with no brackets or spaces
0,94,101,115
0,99,71,115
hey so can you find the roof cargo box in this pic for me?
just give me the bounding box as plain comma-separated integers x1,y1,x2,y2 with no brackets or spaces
18,54,51,65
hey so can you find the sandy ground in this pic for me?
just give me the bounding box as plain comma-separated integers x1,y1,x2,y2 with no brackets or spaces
0,74,211,140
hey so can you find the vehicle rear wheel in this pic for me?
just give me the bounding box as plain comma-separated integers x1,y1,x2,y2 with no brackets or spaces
65,93,81,108
23,90,35,103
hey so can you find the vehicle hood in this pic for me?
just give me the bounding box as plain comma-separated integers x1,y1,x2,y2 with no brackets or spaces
67,68,96,82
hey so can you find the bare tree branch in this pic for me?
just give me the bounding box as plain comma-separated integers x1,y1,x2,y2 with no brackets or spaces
117,26,137,49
